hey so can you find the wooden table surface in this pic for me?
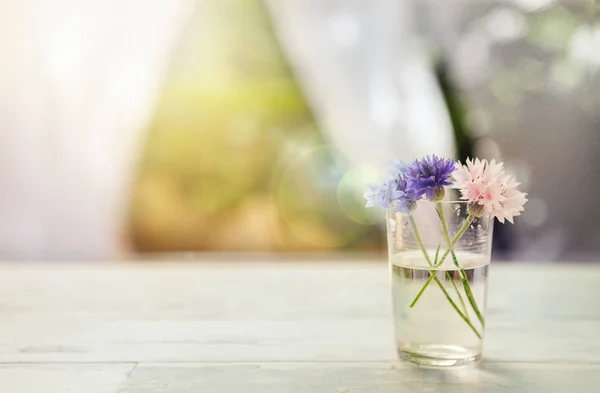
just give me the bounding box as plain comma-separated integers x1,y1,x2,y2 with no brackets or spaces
0,260,599,392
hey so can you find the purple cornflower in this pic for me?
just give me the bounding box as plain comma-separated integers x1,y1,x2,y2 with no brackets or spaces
392,168,419,212
406,155,456,201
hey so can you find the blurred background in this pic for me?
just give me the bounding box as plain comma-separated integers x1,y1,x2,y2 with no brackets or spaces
0,0,598,261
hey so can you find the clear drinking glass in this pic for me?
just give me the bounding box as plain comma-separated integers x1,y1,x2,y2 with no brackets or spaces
387,200,493,367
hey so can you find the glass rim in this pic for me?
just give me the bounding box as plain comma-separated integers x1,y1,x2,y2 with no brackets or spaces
436,199,469,205
388,199,471,209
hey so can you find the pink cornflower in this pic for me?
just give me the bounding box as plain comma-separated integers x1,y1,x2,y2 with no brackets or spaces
454,158,527,223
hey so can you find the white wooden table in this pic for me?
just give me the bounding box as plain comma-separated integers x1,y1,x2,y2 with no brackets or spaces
0,260,599,392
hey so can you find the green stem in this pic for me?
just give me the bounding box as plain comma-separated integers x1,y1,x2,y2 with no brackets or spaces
408,214,473,307
447,271,469,317
409,272,436,308
408,215,436,308
448,245,486,328
436,204,485,328
408,215,432,266
433,278,482,340
436,214,475,266
407,214,482,340
409,245,466,313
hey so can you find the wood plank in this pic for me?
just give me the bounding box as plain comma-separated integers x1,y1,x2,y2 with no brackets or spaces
0,262,598,363
1,262,597,320
0,363,135,393
120,362,600,393
1,318,600,364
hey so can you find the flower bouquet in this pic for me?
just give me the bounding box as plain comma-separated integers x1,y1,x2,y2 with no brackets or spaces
365,156,527,367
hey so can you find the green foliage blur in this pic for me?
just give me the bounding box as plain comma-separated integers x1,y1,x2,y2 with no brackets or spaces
129,0,383,252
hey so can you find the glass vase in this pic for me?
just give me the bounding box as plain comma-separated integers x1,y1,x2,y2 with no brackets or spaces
387,200,493,367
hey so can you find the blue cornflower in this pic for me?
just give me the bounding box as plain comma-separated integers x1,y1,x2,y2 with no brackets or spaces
363,178,402,209
406,155,456,201
388,159,409,175
364,160,420,212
